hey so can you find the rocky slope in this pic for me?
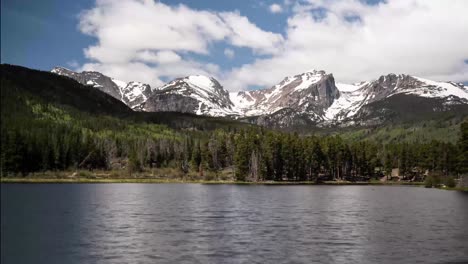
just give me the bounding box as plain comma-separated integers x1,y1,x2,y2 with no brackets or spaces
140,75,237,116
51,67,152,109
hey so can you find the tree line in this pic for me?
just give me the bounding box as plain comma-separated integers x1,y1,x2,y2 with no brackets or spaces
2,96,466,181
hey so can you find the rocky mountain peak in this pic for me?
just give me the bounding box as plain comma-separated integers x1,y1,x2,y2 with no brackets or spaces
142,75,237,116
232,69,339,118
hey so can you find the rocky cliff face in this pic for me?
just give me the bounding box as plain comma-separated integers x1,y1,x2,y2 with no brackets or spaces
231,70,340,119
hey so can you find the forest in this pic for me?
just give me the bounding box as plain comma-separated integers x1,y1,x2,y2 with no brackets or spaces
1,65,467,183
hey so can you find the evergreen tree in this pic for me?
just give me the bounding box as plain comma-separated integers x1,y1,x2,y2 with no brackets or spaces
458,122,468,174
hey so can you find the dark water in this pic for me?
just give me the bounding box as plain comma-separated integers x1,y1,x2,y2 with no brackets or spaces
1,184,468,264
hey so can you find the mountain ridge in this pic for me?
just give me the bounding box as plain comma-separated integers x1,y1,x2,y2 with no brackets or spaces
51,67,153,109
50,66,468,129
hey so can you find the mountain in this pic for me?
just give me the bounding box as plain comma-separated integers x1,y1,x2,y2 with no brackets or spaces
51,68,238,116
4,64,131,116
3,64,250,132
51,67,152,109
1,64,252,176
327,74,468,126
231,70,340,127
233,70,338,114
233,72,468,128
5,64,467,144
50,66,468,130
140,75,238,117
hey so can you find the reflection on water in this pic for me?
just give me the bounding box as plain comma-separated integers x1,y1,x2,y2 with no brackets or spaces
2,184,468,264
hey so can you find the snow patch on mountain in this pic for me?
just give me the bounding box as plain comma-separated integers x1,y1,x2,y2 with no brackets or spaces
230,92,256,111
336,82,366,92
186,76,216,91
294,71,324,92
405,77,468,100
111,78,127,90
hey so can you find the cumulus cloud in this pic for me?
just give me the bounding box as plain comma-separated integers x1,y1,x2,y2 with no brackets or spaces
134,50,181,64
269,3,283,13
221,11,284,54
78,0,468,91
77,0,283,86
224,0,468,90
224,48,235,59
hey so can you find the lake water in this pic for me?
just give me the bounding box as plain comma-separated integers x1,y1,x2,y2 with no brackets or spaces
1,184,468,264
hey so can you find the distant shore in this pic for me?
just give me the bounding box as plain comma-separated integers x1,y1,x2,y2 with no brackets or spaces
0,177,424,185
3,178,467,191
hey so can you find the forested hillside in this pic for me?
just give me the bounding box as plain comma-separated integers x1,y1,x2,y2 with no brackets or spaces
1,65,467,182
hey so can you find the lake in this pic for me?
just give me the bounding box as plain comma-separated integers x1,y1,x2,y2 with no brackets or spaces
1,184,468,264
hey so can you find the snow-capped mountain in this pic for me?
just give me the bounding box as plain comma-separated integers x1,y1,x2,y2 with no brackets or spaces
325,74,468,124
233,72,467,128
51,67,153,109
51,66,468,128
141,75,238,116
51,67,237,115
231,70,339,122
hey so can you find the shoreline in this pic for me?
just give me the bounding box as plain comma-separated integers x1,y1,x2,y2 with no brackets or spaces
0,177,425,185
2,178,467,191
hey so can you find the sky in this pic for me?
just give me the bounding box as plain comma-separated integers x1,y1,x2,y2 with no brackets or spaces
2,0,468,91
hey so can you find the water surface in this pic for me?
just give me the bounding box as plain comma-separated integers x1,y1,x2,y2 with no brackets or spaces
2,184,468,263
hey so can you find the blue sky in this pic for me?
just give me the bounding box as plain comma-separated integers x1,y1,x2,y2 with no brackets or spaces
1,0,94,71
1,0,290,72
2,0,468,90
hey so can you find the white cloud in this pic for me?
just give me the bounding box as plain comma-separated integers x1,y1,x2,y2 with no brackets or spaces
134,50,182,64
221,11,284,54
78,0,468,91
81,59,221,87
77,0,282,87
224,48,235,59
269,3,283,13
79,1,229,56
283,0,294,6
224,0,468,90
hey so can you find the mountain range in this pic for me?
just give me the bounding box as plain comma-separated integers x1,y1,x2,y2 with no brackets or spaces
51,67,468,129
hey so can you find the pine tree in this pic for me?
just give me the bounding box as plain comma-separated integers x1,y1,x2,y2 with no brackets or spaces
191,141,202,173
234,131,250,181
457,122,468,174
